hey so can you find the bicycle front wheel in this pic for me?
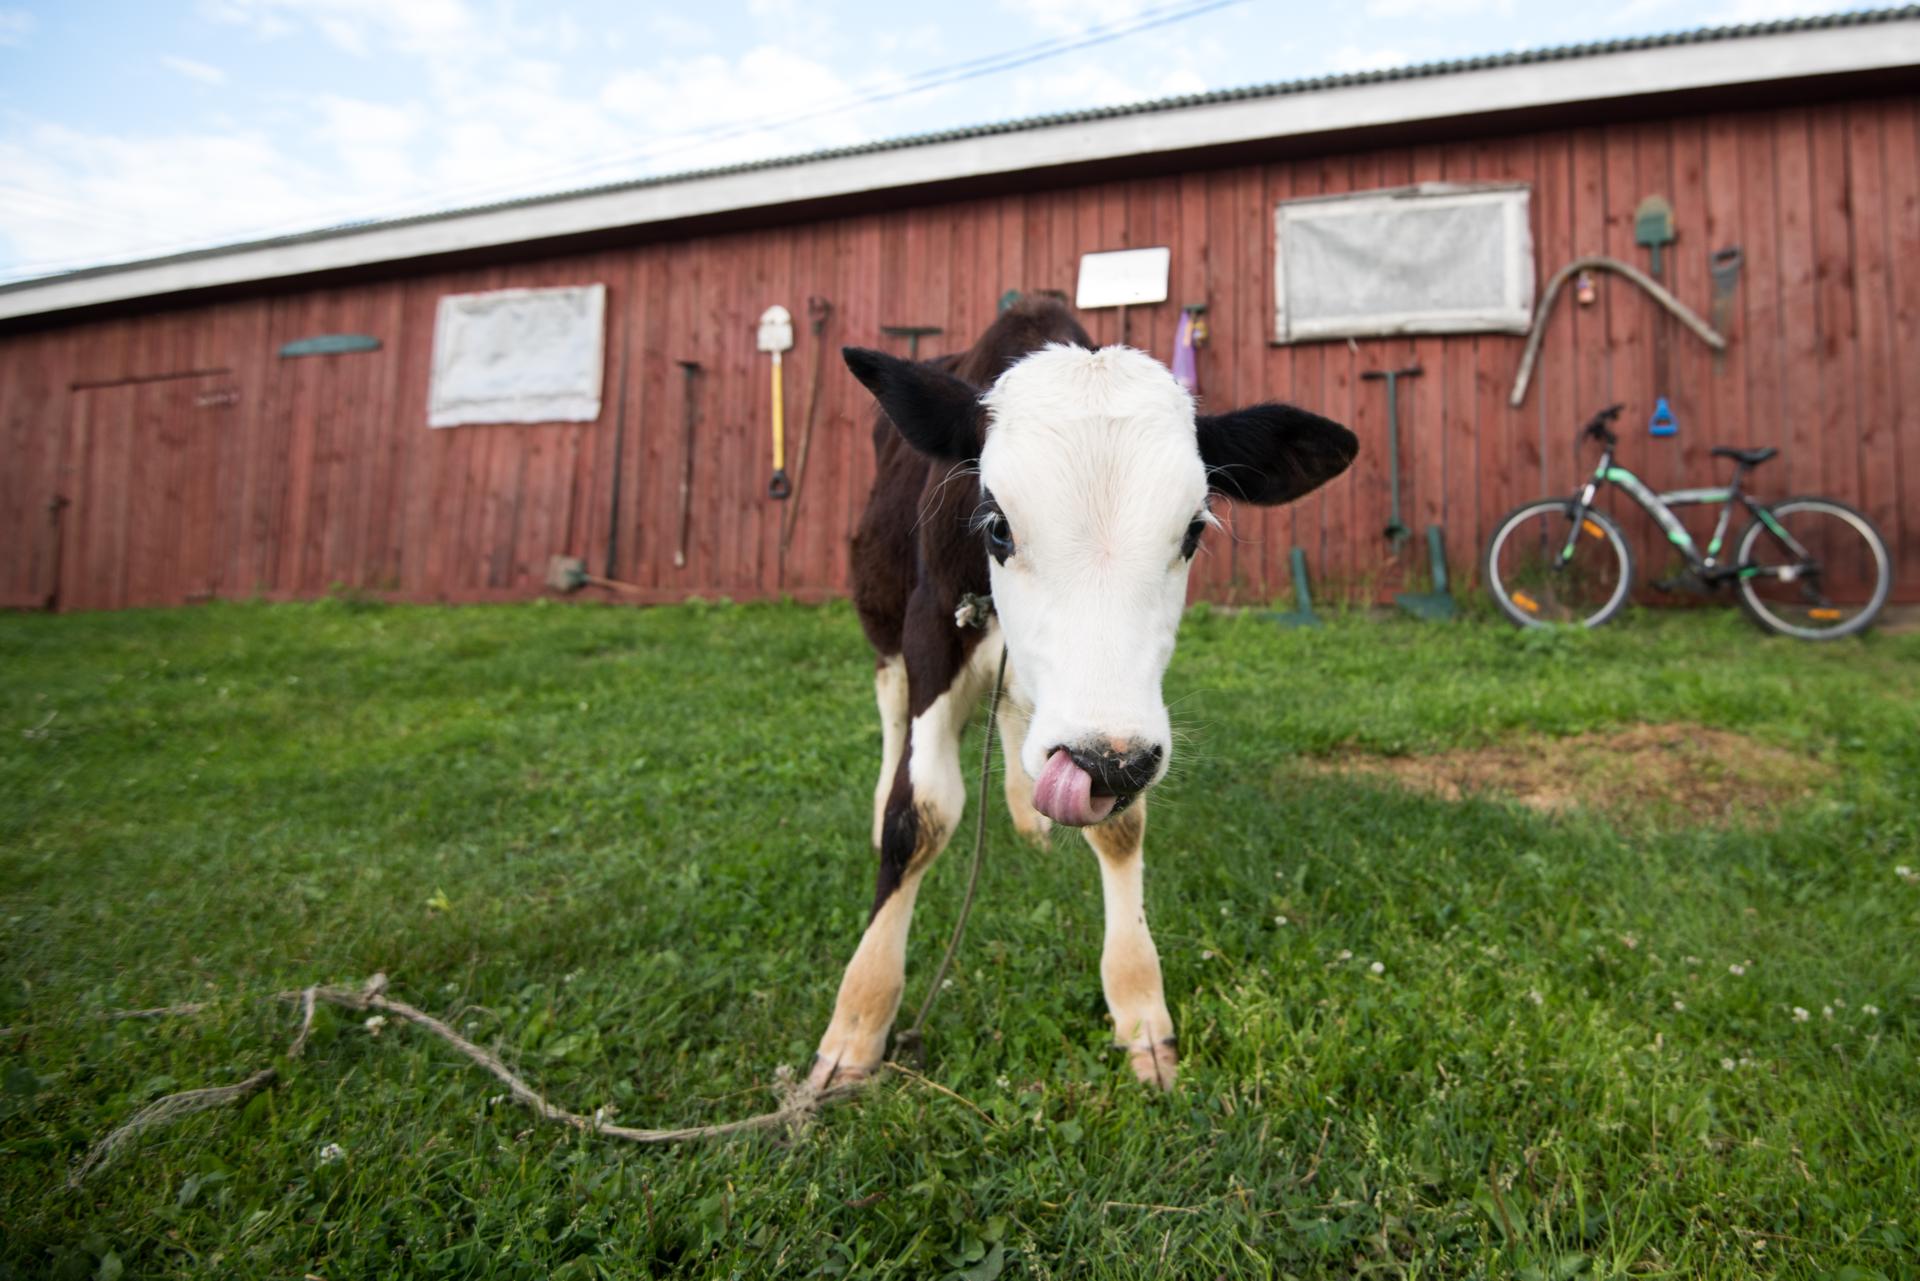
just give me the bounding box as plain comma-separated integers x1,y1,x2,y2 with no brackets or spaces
1485,500,1634,629
1735,497,1891,640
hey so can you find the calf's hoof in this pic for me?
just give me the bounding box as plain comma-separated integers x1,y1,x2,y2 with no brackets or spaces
808,1051,880,1093
1124,1037,1179,1090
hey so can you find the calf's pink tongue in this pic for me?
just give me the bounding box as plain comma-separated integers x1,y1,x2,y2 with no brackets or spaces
1033,749,1118,827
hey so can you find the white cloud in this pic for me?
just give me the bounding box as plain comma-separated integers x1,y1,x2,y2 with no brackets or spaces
646,13,712,47
1605,0,1675,25
1704,0,1849,20
1,0,1228,279
160,54,229,86
870,23,944,56
0,123,332,275
1326,45,1414,73
0,7,33,46
600,46,875,172
1365,0,1512,15
310,94,424,193
1005,0,1156,37
202,0,475,56
312,94,421,149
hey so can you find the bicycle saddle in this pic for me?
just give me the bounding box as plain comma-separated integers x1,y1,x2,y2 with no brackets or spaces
1711,446,1777,466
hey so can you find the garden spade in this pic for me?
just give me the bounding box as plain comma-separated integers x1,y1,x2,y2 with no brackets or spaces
1261,547,1322,628
1362,363,1421,547
758,304,794,499
1394,525,1457,622
1634,194,1675,279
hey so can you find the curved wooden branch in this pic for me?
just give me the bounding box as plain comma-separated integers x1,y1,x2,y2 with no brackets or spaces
1509,255,1728,408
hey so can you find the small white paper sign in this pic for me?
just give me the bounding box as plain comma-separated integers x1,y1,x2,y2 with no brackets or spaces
1076,247,1171,309
428,284,606,427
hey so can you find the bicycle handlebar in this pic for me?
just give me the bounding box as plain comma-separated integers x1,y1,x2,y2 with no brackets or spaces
1581,403,1624,448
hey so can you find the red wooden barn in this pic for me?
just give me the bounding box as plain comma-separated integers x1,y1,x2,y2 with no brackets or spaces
4,11,1918,613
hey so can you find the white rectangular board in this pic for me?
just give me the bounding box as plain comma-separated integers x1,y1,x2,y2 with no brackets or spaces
1075,247,1171,309
428,284,606,427
1273,183,1533,342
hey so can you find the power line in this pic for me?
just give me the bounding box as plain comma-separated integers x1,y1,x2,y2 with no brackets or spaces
0,0,1243,281
347,0,1245,221
0,186,168,241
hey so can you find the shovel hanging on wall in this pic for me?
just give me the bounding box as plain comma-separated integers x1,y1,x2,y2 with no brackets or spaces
758,305,794,499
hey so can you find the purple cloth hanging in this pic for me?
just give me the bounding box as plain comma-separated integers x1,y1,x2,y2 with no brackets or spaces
1172,309,1198,394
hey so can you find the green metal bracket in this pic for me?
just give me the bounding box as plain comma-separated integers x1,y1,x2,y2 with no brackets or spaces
279,334,382,358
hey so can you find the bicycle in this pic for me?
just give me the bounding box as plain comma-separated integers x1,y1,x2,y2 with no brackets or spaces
1484,404,1892,639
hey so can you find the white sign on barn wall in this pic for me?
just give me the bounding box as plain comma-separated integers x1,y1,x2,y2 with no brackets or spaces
1075,247,1171,309
1273,184,1533,342
427,284,606,427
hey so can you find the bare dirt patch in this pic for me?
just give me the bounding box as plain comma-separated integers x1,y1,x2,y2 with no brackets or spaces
1301,723,1830,824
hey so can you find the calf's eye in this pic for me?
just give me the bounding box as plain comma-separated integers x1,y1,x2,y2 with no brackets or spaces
985,512,1015,563
1181,518,1206,559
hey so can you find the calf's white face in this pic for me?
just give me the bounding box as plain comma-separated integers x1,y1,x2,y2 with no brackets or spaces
844,341,1357,828
978,347,1208,824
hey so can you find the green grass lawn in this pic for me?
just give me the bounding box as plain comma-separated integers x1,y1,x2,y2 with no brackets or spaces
2,598,1916,1280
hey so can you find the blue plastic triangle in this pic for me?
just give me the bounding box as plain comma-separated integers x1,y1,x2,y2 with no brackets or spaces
1649,396,1677,437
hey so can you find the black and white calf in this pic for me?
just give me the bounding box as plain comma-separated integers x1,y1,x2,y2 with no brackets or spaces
811,298,1356,1091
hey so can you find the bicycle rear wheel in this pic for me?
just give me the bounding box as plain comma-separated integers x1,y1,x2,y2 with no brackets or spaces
1735,497,1890,639
1485,500,1634,628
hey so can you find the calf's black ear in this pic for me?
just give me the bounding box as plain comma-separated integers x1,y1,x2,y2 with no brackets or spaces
1195,403,1359,506
843,347,985,463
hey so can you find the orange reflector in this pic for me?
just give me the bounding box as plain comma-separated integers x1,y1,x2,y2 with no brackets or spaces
1582,519,1605,539
1512,591,1540,614
1809,608,1841,621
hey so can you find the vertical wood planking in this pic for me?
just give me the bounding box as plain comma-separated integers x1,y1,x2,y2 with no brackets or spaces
1736,112,1789,520
1602,124,1656,576
1194,164,1241,603
1700,111,1754,499
626,245,668,589
1882,100,1920,586
1774,110,1822,504
1311,151,1358,606
8,94,1920,612
1635,122,1683,546
1438,142,1480,580
1406,143,1447,584
1237,159,1279,603
1843,102,1898,564
1480,134,1539,588
1808,105,1863,517
1668,117,1715,548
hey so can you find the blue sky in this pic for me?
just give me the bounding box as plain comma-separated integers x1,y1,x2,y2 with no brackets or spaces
0,0,1863,282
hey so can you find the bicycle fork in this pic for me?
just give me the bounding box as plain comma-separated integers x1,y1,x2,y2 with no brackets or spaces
1555,454,1612,569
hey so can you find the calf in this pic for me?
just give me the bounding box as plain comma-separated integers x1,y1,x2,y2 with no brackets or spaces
811,298,1355,1090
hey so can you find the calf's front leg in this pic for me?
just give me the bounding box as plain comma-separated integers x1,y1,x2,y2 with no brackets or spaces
809,639,988,1091
1084,801,1178,1089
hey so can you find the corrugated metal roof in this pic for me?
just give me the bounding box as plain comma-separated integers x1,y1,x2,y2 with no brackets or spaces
4,5,1916,297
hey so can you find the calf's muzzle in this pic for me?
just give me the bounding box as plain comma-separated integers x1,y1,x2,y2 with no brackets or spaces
1032,739,1164,828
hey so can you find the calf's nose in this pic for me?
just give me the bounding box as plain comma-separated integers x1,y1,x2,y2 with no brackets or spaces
1067,741,1165,798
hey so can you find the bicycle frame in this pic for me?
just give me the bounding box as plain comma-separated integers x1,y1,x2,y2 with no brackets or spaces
1560,445,1807,582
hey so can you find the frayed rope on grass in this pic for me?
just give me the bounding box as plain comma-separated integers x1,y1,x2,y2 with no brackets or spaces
69,973,866,1184
68,1069,279,1187
285,973,863,1144
68,649,1009,1182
